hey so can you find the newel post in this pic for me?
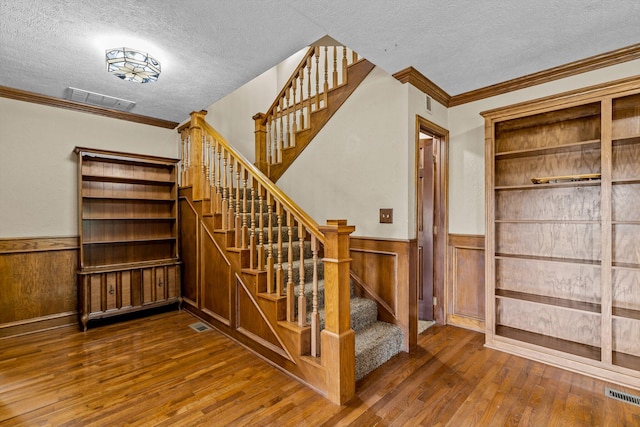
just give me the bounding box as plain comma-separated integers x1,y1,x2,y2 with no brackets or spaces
188,110,208,200
253,112,269,176
319,219,356,405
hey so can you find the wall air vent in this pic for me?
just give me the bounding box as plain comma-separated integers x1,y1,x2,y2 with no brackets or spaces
66,87,135,112
605,387,640,407
425,94,433,114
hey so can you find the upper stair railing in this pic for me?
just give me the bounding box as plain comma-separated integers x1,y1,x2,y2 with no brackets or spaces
254,45,364,180
178,110,356,404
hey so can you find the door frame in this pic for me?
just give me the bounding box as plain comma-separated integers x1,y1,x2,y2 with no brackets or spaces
415,116,448,325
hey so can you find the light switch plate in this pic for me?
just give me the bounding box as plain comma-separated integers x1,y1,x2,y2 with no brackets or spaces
380,208,393,224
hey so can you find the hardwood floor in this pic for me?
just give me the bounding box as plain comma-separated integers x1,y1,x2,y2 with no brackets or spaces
1,310,638,426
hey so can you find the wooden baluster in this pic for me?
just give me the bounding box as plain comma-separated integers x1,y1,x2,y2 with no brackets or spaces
286,212,295,321
324,46,329,106
285,89,290,149
241,169,248,249
215,140,222,215
257,187,265,271
352,50,358,63
298,68,305,129
221,149,228,230
279,98,284,161
266,193,274,292
227,154,234,231
275,202,284,296
200,134,206,186
291,80,297,145
311,235,320,357
234,159,241,246
186,134,191,186
315,48,320,110
265,121,272,165
209,140,215,214
249,179,257,270
307,56,313,112
333,46,338,88
342,47,348,84
297,225,307,327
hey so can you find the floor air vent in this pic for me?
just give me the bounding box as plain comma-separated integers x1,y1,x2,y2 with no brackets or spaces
605,387,640,407
189,322,212,333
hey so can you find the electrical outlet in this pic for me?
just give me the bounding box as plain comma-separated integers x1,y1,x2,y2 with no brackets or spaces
380,208,393,224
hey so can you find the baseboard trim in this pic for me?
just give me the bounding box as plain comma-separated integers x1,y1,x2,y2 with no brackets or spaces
0,311,78,339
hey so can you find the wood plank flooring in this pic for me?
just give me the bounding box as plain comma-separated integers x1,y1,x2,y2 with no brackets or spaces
1,310,639,426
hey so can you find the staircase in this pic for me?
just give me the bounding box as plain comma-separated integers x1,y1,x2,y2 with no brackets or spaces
273,211,404,381
176,43,403,404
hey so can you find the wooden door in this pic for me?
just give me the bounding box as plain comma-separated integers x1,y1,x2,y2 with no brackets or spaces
418,135,435,320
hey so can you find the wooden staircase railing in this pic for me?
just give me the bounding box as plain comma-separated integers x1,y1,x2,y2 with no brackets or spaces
178,110,356,404
254,45,375,182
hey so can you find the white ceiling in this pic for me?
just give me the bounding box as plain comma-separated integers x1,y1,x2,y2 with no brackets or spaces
1,0,639,123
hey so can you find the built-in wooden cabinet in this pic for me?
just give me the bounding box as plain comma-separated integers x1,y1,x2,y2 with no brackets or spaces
482,77,640,389
75,147,181,330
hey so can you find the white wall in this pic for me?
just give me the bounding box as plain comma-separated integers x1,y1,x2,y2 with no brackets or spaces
0,98,178,238
278,67,414,239
447,59,640,235
205,48,308,162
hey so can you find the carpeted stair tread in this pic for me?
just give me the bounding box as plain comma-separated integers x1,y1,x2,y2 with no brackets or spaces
354,321,404,381
307,296,378,333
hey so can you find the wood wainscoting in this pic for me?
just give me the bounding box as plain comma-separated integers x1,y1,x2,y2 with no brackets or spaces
0,236,79,338
350,237,417,351
446,234,485,332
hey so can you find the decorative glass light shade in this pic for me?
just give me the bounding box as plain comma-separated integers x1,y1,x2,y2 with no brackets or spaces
105,47,161,83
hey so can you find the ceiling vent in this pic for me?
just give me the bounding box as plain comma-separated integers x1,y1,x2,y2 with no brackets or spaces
66,87,135,112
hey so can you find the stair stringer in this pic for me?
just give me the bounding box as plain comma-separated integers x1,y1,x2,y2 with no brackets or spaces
179,189,329,397
268,59,376,182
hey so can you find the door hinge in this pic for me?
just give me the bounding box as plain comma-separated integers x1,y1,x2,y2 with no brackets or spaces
433,154,437,163
433,225,437,235
433,296,437,306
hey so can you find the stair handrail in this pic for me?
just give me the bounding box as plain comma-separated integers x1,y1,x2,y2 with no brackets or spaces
179,110,356,404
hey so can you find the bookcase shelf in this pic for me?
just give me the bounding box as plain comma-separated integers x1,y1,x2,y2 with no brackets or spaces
483,78,640,390
75,147,181,331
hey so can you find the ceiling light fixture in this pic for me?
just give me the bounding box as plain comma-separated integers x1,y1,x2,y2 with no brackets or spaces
105,47,161,83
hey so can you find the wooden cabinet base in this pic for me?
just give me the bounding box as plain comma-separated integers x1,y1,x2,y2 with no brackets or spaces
78,262,181,331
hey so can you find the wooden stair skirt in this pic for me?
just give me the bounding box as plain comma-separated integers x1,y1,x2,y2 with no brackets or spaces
179,186,403,403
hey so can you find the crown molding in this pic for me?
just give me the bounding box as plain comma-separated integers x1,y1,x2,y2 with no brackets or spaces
0,86,179,129
448,43,640,107
392,67,451,107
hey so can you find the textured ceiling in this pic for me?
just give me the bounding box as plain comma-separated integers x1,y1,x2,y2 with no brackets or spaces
1,0,639,123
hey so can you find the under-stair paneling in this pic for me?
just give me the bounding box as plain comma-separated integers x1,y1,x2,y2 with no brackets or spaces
179,196,199,308
446,234,485,332
350,237,416,351
201,225,231,325
0,237,78,337
236,276,288,359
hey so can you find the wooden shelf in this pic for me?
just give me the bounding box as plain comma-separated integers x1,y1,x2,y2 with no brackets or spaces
495,139,600,160
495,254,601,266
496,325,601,361
82,237,176,245
79,258,181,273
83,216,176,221
496,289,601,313
613,352,640,371
495,180,601,191
82,174,175,185
613,134,640,147
75,147,181,331
485,81,640,387
82,195,174,202
613,307,640,321
495,219,600,224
